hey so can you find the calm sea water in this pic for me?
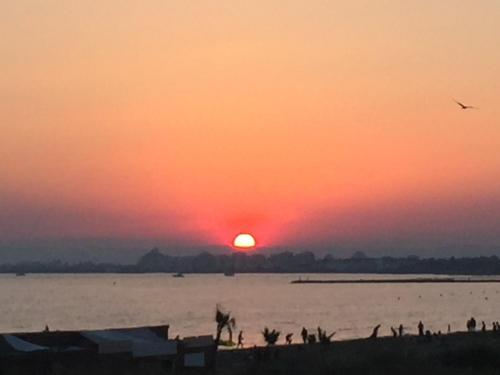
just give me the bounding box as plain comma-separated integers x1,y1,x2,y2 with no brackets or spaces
1,273,499,346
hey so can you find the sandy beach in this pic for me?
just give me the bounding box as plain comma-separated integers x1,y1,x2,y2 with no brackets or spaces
215,331,500,375
2,330,500,374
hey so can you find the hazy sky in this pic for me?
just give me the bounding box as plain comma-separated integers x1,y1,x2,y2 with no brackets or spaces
1,1,500,257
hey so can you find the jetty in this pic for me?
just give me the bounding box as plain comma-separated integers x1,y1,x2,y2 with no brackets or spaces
291,277,500,284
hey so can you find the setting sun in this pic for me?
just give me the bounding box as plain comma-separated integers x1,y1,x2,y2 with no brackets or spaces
233,233,256,249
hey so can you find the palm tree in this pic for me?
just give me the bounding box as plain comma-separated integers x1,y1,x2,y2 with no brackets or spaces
317,326,335,344
262,327,281,346
215,304,236,345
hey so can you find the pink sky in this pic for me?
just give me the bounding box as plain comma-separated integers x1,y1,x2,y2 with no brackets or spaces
1,1,500,255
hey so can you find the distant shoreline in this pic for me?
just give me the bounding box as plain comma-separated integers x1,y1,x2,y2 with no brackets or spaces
6,272,500,278
4,249,500,275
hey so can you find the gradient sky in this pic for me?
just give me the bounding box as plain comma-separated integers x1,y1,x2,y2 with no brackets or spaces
1,1,500,257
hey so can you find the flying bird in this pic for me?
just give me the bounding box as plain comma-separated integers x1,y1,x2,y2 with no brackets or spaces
454,99,477,110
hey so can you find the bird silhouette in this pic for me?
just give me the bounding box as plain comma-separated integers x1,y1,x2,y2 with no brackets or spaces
454,99,477,110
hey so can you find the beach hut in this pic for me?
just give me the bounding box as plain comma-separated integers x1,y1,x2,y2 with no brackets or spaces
80,326,176,358
181,335,216,369
0,334,49,355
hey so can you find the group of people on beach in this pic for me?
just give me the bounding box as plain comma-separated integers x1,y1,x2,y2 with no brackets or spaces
233,316,500,349
364,317,500,344
235,326,332,348
389,324,406,338
385,317,500,340
466,317,500,333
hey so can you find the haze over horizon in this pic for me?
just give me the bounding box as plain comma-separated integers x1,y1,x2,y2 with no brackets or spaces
2,1,500,262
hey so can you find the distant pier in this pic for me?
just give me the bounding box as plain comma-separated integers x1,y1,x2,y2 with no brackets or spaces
291,278,500,284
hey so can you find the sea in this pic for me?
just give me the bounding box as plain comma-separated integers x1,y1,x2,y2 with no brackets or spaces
1,273,499,346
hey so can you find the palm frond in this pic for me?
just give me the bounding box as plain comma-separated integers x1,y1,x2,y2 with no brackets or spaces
262,327,281,345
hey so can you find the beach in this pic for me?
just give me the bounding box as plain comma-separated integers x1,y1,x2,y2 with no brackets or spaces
2,330,500,374
216,331,500,375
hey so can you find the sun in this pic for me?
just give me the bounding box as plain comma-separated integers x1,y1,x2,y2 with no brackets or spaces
233,233,256,249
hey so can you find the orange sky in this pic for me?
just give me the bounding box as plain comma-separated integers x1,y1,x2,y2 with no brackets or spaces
1,1,500,255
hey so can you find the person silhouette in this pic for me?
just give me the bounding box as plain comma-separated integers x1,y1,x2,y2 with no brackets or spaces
370,324,381,339
398,324,404,337
286,333,293,344
391,326,398,337
418,321,424,336
237,330,244,348
481,321,486,333
470,317,477,331
301,327,308,344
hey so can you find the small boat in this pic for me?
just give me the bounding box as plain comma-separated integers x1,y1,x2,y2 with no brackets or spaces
15,272,26,277
224,271,235,277
173,272,184,278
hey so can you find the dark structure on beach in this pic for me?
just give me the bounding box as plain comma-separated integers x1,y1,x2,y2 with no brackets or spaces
3,327,500,375
0,326,216,374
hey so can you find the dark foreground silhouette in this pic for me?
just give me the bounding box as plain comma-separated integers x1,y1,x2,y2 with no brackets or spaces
215,331,500,375
2,330,500,375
